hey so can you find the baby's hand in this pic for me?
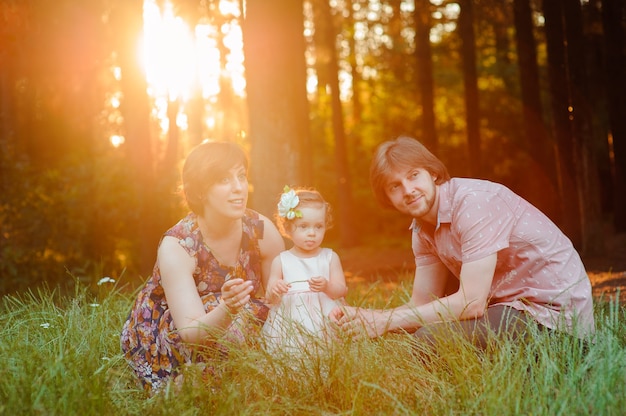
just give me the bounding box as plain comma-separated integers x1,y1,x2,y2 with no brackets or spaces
308,276,328,292
270,280,290,299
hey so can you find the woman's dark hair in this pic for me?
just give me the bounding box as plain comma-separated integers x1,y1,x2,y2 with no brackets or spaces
182,141,248,215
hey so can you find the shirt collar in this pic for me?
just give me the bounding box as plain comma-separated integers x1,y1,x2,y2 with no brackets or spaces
437,180,452,224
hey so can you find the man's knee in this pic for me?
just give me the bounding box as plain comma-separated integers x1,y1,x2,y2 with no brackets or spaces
412,306,535,350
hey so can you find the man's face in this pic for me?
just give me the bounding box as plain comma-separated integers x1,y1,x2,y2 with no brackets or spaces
384,167,438,223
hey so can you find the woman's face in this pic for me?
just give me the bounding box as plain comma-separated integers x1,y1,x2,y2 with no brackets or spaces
202,163,248,220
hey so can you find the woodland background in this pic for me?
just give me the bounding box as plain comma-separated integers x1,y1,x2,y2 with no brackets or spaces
0,0,625,296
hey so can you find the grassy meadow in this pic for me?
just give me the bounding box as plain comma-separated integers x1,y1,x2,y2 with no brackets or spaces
1,271,625,415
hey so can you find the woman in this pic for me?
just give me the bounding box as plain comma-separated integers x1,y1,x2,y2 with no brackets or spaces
120,141,285,393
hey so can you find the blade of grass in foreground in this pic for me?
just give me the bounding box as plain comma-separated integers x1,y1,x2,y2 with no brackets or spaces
0,278,625,415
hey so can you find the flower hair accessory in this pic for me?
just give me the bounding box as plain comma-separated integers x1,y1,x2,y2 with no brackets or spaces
277,185,302,220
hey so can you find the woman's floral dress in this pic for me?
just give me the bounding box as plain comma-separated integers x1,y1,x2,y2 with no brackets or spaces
120,210,269,393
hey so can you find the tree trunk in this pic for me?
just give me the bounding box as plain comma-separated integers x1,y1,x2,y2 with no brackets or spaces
314,0,358,247
542,0,582,248
602,0,626,233
344,0,369,182
457,0,481,176
414,0,438,153
584,0,613,221
113,0,162,276
512,0,559,220
174,0,205,148
346,0,363,129
242,0,312,218
0,8,17,164
489,3,516,93
562,0,604,255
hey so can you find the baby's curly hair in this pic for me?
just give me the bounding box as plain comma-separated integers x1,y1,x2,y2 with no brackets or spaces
275,187,333,238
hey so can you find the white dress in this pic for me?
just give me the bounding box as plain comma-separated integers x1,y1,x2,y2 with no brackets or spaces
261,248,341,353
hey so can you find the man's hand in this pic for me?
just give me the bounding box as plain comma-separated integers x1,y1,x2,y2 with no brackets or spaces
329,306,383,339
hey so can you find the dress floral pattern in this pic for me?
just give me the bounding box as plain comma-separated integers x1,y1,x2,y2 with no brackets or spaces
120,210,269,393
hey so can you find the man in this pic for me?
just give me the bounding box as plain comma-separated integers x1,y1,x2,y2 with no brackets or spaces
331,136,595,348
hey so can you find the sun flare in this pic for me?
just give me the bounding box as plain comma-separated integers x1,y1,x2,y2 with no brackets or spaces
142,0,246,102
142,0,196,102
110,0,246,148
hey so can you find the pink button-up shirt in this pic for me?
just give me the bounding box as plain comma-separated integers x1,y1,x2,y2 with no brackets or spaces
411,178,595,336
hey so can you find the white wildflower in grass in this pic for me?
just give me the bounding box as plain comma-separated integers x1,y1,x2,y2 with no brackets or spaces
97,277,115,286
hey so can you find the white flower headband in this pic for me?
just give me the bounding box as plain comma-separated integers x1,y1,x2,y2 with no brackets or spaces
277,185,302,220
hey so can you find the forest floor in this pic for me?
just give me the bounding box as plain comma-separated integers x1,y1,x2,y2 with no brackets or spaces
340,231,626,304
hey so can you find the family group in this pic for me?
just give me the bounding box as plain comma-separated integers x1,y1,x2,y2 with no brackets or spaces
119,137,594,394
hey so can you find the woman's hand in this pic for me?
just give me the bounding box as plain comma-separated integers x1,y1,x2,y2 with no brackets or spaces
308,276,328,293
221,278,254,314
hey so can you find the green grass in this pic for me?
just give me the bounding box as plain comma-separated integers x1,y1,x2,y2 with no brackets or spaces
1,273,625,415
